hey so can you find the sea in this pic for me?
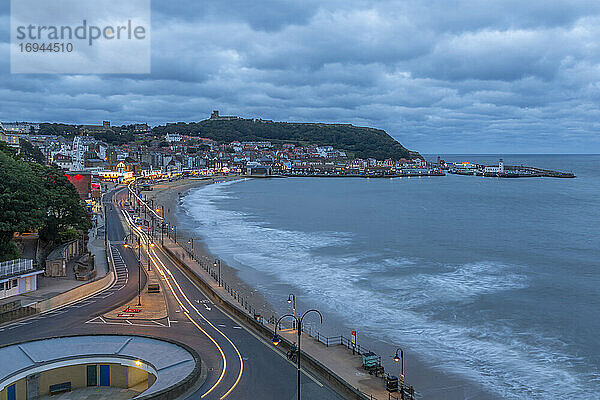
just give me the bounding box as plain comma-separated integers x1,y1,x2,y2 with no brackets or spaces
179,154,600,400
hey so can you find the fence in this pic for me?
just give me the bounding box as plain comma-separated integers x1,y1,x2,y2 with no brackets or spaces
0,259,34,279
183,250,274,323
176,238,416,400
134,189,417,400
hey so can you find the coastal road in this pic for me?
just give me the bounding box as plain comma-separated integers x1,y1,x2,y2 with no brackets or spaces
0,187,147,341
0,186,346,400
121,186,347,400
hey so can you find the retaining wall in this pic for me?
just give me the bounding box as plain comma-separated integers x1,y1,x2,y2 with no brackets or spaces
162,245,369,400
34,268,115,313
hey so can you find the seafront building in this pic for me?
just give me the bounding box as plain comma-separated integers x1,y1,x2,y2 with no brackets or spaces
1,117,441,183
0,259,43,300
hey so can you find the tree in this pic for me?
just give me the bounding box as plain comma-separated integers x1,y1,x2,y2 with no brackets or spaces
151,119,422,160
19,139,46,164
0,144,46,261
35,164,92,243
0,143,92,261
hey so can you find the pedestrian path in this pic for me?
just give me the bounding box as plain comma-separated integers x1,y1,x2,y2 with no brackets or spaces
103,243,168,321
160,236,403,400
38,387,139,400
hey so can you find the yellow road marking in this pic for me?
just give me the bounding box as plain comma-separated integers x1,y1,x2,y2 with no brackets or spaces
122,202,244,400
151,247,244,399
184,312,228,398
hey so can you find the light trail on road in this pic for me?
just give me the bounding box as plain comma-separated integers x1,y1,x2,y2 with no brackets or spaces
138,223,244,399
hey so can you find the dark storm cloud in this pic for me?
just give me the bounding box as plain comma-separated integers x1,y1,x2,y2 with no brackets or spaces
1,0,600,153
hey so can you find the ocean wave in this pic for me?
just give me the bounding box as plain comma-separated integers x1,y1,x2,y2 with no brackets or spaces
181,181,600,400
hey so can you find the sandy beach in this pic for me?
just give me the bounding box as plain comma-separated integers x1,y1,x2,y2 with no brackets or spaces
143,177,278,321
142,175,512,400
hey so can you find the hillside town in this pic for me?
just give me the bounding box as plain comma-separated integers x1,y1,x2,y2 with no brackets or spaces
0,118,440,189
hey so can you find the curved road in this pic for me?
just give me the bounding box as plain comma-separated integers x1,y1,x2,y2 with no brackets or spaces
0,186,346,400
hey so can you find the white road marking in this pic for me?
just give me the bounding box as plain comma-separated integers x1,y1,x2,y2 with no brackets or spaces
84,315,169,328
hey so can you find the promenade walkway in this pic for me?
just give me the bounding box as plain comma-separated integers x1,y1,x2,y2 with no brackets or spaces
159,234,402,400
1,209,111,321
103,250,168,321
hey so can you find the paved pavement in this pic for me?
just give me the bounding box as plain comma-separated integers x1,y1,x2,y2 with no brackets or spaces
103,247,168,321
0,186,347,400
39,387,139,399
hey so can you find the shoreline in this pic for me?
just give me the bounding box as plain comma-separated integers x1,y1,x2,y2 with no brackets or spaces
145,176,502,400
145,177,279,322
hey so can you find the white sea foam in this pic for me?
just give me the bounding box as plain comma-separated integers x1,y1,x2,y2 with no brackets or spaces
181,181,600,400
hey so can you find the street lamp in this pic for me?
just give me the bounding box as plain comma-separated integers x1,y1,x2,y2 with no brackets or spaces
213,259,221,286
273,308,323,400
393,347,404,377
287,294,296,330
148,243,155,271
150,215,155,239
272,333,281,346
188,238,194,252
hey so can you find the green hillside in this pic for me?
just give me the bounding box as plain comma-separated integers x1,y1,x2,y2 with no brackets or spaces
151,119,421,160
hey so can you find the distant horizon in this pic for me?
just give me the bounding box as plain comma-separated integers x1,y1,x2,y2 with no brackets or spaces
424,153,600,156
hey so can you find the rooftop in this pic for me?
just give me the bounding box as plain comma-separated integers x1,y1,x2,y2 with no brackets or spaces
0,335,199,399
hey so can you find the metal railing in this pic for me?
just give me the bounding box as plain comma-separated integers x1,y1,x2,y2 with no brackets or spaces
130,198,416,400
168,232,416,400
187,250,273,321
361,389,412,400
0,259,34,279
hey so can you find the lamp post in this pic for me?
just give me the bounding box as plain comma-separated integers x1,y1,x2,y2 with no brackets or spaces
103,194,108,245
287,294,296,330
154,207,162,241
160,221,164,244
393,347,404,377
272,308,323,400
148,243,155,271
150,215,154,239
213,259,221,286
124,232,142,306
188,238,194,252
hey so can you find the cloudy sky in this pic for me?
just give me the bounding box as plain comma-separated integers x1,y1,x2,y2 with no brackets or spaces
1,0,600,153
